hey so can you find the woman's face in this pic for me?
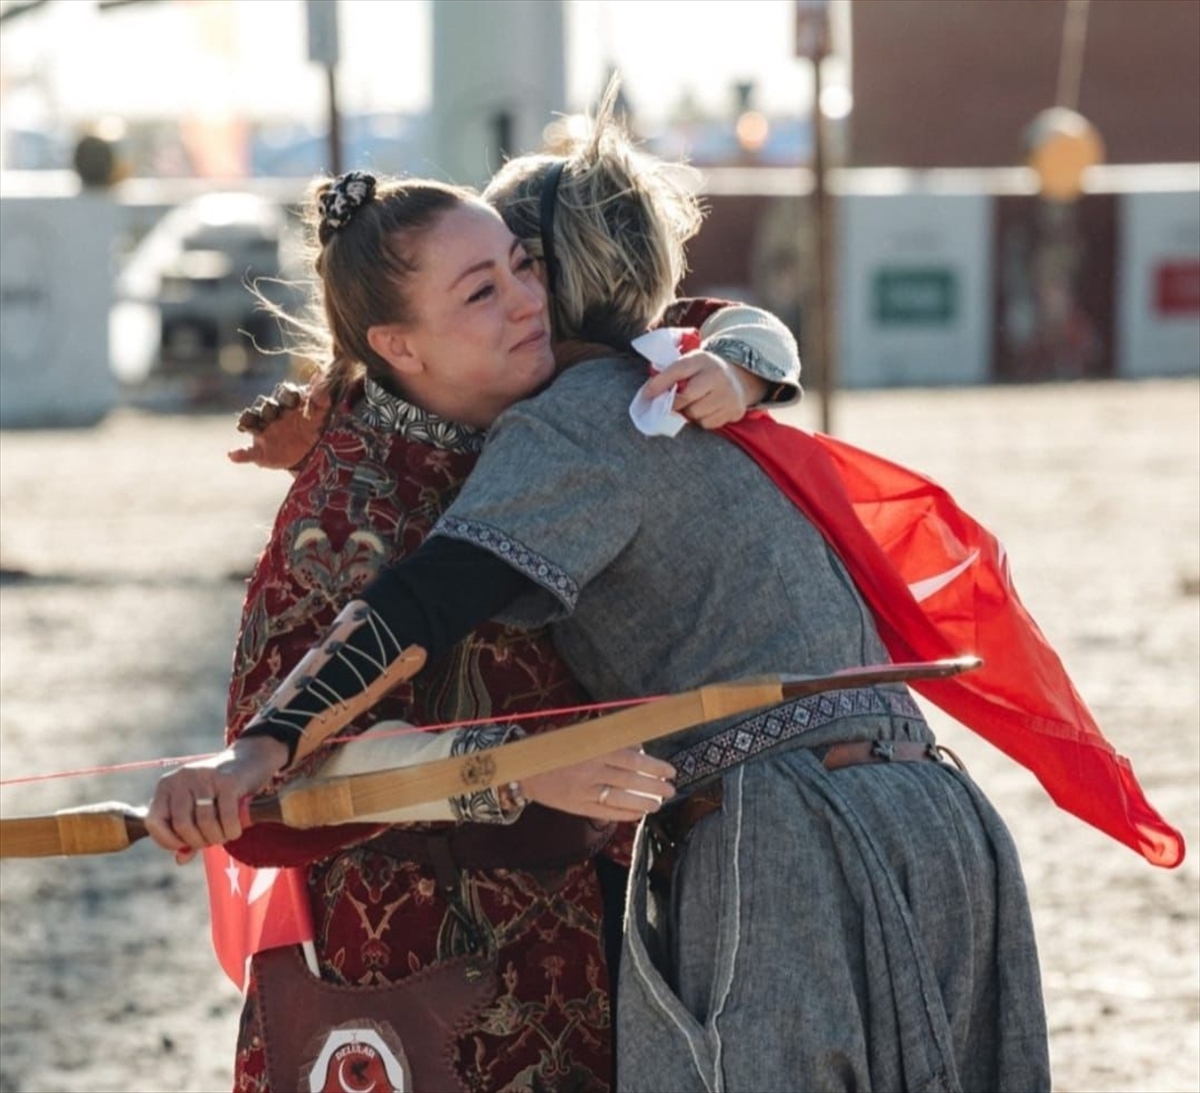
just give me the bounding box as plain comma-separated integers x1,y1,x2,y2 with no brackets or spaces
370,201,554,429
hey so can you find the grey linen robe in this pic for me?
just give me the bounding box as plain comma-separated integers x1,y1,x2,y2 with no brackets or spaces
432,356,1050,1093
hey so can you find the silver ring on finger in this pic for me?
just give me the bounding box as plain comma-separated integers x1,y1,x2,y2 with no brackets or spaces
194,797,216,808
598,784,611,806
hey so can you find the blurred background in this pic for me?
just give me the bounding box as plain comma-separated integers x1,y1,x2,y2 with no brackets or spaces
1,0,1197,426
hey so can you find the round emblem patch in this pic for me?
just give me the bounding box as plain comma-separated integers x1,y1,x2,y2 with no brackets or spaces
307,1025,411,1092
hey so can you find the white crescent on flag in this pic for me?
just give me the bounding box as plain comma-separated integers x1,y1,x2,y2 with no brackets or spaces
907,550,980,603
245,865,278,904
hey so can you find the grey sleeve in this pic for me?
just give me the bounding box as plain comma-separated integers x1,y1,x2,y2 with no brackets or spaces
431,394,642,628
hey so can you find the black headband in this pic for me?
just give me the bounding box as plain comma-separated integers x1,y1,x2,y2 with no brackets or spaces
538,160,567,296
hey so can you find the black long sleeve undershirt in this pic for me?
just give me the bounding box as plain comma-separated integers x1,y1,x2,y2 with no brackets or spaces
241,537,537,762
359,535,536,666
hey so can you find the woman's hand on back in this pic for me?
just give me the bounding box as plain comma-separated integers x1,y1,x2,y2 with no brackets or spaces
227,379,332,471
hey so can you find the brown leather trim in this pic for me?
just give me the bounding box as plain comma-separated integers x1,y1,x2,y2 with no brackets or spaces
821,739,936,771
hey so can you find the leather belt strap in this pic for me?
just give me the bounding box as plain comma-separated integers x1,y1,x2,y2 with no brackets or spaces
648,739,939,889
821,739,936,771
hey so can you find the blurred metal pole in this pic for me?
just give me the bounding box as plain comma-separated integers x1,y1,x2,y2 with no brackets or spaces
1056,0,1092,113
307,0,342,176
811,49,833,434
796,0,834,434
325,63,343,176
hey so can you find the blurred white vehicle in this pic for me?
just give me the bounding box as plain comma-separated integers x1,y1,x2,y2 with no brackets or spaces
110,191,304,385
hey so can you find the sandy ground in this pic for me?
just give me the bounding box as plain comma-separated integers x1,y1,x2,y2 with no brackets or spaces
0,377,1196,1093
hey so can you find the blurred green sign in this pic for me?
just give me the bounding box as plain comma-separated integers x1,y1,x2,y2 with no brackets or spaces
873,268,957,325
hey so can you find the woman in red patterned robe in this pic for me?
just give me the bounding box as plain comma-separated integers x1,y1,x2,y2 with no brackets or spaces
226,370,627,1091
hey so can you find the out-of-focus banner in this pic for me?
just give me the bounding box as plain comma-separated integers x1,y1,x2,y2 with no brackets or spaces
1117,189,1200,379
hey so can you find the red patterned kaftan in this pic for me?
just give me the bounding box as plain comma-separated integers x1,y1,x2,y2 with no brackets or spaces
224,379,628,1092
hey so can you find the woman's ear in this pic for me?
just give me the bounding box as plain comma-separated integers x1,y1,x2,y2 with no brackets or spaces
367,323,423,376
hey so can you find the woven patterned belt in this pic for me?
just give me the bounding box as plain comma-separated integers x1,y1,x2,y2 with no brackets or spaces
670,685,924,790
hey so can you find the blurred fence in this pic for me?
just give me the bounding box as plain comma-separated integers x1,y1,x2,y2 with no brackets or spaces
684,163,1200,388
1,164,1198,426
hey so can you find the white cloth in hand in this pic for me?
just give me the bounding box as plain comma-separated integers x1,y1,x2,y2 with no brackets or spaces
628,329,690,437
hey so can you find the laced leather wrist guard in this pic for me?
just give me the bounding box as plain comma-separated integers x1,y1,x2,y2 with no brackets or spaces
241,600,426,770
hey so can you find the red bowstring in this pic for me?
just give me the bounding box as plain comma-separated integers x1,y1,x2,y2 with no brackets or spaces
0,694,664,787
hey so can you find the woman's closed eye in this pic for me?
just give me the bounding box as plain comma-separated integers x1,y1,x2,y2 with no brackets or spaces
468,256,537,304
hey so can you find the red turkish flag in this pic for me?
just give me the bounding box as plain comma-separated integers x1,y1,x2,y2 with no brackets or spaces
720,414,1184,868
644,305,1184,867
202,845,315,990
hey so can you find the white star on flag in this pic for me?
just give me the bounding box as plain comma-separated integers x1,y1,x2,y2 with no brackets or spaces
202,845,315,991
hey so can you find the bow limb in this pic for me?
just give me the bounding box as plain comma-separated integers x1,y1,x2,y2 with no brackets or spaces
271,656,981,829
0,796,285,859
0,657,980,857
272,677,782,828
0,639,431,860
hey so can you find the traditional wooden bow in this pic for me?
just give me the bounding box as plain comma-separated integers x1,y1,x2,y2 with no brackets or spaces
0,656,980,859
